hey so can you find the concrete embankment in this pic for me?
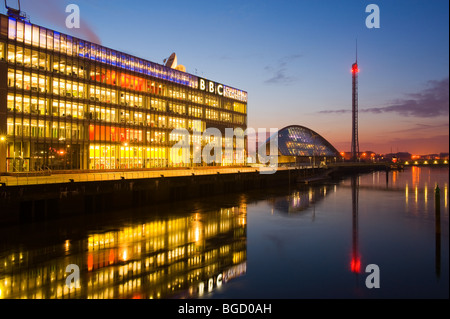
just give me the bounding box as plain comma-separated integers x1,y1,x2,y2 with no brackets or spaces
0,163,402,225
0,167,322,225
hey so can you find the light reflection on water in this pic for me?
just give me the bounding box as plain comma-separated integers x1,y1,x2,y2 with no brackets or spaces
0,204,248,299
0,167,448,299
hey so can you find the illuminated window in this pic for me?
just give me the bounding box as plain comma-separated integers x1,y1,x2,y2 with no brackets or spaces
7,94,14,112
8,18,16,40
46,30,53,50
39,28,46,48
0,41,4,61
7,44,14,63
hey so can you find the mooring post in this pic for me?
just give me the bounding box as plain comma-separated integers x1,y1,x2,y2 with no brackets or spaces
385,168,389,188
435,185,441,227
435,184,441,278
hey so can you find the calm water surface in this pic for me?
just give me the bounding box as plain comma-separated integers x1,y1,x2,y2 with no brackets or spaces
0,166,448,299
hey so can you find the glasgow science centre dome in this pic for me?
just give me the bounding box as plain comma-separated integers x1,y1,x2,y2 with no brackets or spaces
262,125,340,164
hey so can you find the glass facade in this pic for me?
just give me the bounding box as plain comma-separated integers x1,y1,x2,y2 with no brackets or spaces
0,15,247,172
263,125,339,161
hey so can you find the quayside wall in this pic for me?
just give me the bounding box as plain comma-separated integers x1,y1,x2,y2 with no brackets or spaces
0,163,402,225
0,168,318,225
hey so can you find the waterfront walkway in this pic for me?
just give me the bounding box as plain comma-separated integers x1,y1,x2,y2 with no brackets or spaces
0,166,289,186
0,162,409,187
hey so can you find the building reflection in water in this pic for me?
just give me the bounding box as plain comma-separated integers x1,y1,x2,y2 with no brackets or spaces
0,204,247,299
271,184,335,215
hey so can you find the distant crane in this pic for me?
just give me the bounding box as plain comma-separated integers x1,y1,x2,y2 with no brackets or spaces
4,0,29,21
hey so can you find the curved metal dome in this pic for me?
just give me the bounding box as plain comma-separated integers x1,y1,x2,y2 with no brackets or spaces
267,125,339,157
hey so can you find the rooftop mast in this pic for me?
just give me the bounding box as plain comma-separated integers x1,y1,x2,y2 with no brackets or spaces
4,0,29,22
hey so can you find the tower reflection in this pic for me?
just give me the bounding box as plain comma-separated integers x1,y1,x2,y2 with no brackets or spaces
350,175,361,274
0,205,247,299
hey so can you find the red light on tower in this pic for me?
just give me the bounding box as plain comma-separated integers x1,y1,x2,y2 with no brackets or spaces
351,63,359,73
351,256,361,273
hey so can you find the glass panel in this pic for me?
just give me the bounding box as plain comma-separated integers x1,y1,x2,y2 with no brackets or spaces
16,21,24,42
46,30,53,50
38,74,48,93
39,28,46,48
52,55,59,73
31,74,38,93
72,38,78,56
66,57,72,76
111,50,117,66
59,56,66,74
91,43,96,61
60,34,67,54
31,50,39,69
8,18,16,40
79,40,87,58
32,25,39,46
15,70,23,89
39,52,48,71
23,72,30,90
130,57,135,71
67,36,73,56
24,22,32,44
7,117,13,135
101,47,106,63
31,97,38,114
16,46,23,65
7,94,14,112
7,69,14,87
24,48,31,67
54,32,60,52
15,94,23,112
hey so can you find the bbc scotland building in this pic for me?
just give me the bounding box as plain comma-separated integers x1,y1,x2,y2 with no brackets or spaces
0,14,248,173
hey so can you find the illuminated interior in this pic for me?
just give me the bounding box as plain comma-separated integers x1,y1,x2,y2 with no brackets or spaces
0,15,247,172
261,125,339,165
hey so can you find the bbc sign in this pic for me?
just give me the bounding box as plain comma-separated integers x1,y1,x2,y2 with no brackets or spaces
198,78,224,96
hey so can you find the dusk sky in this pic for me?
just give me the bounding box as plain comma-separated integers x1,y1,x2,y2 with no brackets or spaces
4,0,448,154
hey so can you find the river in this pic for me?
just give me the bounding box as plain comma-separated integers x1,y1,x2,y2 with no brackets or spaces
0,166,448,299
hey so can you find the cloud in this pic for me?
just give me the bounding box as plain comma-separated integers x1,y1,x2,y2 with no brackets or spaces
318,78,449,117
20,0,101,44
388,122,449,134
332,134,449,154
264,69,297,85
318,109,351,114
379,134,449,154
264,54,302,85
